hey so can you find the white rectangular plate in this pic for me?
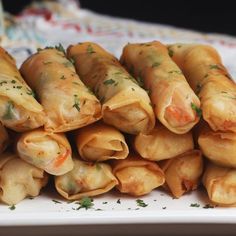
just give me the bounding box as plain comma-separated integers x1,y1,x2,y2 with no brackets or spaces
0,186,235,226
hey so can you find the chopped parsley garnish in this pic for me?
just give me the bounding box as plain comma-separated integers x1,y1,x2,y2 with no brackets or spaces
52,199,62,204
102,202,108,204
2,101,14,120
190,203,200,207
68,57,75,65
136,76,144,87
87,45,95,54
136,199,148,207
55,43,66,54
73,94,80,111
209,64,221,70
16,86,22,89
63,61,73,67
11,80,16,84
76,197,94,210
168,70,183,75
37,48,43,52
103,79,116,85
60,75,66,80
9,205,16,210
168,48,174,57
203,204,215,209
26,89,36,97
117,199,121,204
191,102,202,117
0,81,7,86
151,62,161,68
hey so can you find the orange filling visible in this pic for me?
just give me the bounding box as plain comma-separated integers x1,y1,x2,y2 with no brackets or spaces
54,149,71,168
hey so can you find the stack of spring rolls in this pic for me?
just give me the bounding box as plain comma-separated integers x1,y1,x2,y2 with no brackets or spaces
0,40,235,207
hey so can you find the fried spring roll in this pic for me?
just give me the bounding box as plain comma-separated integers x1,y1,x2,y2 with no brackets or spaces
0,123,9,154
168,43,236,132
0,47,45,132
67,42,155,134
112,153,165,196
20,47,101,133
120,41,200,134
198,123,236,168
75,122,129,162
202,162,236,206
0,152,48,205
55,158,118,200
159,150,203,198
134,123,193,161
16,129,73,175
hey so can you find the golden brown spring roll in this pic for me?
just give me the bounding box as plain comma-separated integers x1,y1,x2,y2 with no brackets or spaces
198,123,236,168
0,152,48,205
0,123,9,154
120,41,200,134
20,46,101,133
75,122,129,162
67,42,155,134
159,150,203,198
134,123,194,161
16,128,73,175
55,157,118,200
112,153,165,196
168,43,236,133
0,47,45,132
202,161,236,206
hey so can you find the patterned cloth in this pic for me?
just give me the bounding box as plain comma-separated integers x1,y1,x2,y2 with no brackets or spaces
1,0,236,77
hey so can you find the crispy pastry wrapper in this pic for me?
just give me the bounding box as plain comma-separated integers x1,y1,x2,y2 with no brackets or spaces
120,41,200,134
112,153,165,196
202,161,236,206
198,122,236,168
55,157,118,200
0,123,9,154
75,121,129,162
134,123,194,161
159,150,203,198
67,42,155,134
0,47,45,132
20,48,101,133
16,128,74,175
0,152,48,205
168,43,236,133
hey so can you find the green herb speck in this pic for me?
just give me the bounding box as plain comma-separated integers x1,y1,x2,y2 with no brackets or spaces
87,45,95,54
190,203,200,207
52,199,62,204
191,102,202,117
73,94,80,112
2,101,14,120
152,62,161,68
75,197,94,210
9,205,16,210
103,79,116,85
136,199,148,207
